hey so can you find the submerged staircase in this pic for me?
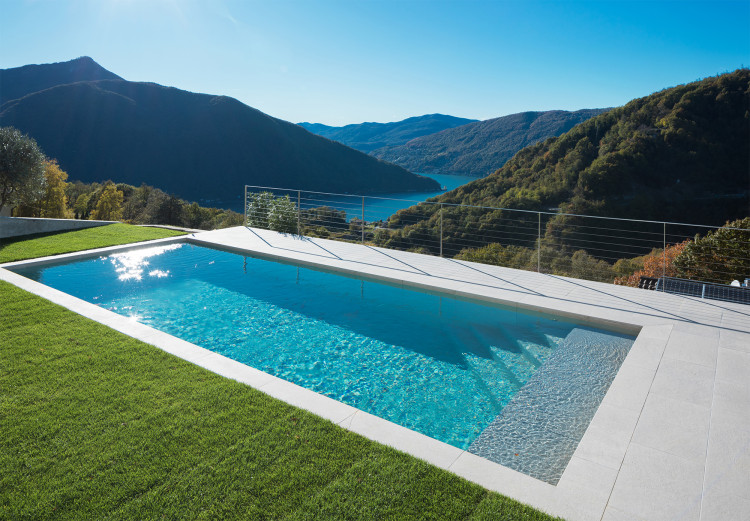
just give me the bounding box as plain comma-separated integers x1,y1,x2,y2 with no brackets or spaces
443,321,563,398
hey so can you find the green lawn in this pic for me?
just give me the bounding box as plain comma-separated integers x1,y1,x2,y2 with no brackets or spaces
0,223,185,263
0,229,563,520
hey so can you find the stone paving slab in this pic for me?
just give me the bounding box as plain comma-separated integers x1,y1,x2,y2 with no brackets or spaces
2,226,749,521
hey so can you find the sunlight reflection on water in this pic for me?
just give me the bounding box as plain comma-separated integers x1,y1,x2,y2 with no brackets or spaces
107,244,183,281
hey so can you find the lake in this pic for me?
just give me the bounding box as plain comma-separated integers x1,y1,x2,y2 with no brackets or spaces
236,173,479,223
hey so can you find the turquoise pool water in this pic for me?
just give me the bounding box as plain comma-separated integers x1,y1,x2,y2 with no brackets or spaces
12,242,635,483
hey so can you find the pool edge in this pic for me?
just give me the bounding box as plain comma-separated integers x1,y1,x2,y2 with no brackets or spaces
0,234,674,521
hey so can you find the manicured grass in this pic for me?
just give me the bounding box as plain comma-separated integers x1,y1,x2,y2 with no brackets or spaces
0,223,185,263
0,231,564,520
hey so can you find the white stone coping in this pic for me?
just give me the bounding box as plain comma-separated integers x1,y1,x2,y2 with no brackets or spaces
2,228,748,521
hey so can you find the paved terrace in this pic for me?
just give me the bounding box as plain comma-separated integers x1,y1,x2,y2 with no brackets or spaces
2,225,749,521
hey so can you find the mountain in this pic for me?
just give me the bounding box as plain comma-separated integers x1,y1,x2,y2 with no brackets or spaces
298,114,477,153
0,58,439,203
0,56,122,104
382,69,750,255
371,109,608,177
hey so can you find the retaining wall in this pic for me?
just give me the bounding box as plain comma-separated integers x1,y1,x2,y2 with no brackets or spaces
0,216,116,239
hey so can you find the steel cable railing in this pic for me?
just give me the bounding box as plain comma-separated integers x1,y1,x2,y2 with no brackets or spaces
244,185,750,305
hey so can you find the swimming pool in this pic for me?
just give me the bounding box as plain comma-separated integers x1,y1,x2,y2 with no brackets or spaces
10,242,635,483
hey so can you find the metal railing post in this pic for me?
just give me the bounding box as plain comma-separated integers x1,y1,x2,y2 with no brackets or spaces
244,185,248,227
662,222,666,290
439,203,443,257
361,196,365,244
297,190,301,235
537,212,541,273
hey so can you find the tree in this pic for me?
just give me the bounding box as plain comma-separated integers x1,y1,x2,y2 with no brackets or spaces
673,217,750,284
74,193,91,219
16,159,71,217
91,183,124,221
613,241,688,287
39,160,70,218
246,192,298,234
122,183,152,222
140,190,183,225
0,127,47,211
182,201,208,229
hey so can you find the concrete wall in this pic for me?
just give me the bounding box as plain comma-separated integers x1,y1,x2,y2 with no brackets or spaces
0,216,116,239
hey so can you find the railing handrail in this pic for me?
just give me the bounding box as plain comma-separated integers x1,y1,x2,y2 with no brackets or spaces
244,184,750,232
243,184,429,205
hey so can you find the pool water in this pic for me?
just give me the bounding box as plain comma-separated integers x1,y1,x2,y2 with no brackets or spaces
12,242,635,483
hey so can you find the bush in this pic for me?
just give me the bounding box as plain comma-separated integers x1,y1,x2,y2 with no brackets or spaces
673,217,750,284
246,192,298,234
613,242,688,287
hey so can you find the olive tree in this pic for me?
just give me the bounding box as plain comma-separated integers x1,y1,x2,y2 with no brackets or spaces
0,127,47,212
246,192,297,234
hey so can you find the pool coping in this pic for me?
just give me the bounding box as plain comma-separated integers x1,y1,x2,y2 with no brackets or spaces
2,228,749,521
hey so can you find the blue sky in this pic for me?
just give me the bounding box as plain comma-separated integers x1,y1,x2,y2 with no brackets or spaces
1,0,748,125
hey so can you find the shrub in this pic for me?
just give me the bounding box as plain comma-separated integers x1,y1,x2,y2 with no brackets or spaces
673,217,750,284
613,241,688,287
246,192,298,234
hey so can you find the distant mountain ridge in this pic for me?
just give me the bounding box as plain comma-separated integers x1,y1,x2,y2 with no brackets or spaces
0,56,122,104
299,114,477,153
371,109,609,177
0,57,439,203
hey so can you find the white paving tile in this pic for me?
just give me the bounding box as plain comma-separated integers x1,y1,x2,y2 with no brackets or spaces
608,443,704,521
601,505,648,521
649,357,715,408
700,491,750,521
599,364,656,412
542,481,609,521
722,313,750,333
342,410,465,470
703,442,750,501
196,352,281,389
139,329,216,364
448,451,556,511
716,347,750,385
711,393,750,429
621,335,667,370
638,323,674,341
713,378,750,405
631,394,710,462
557,455,619,500
679,299,725,323
720,329,750,353
673,322,722,339
662,330,719,368
572,405,641,470
258,378,359,425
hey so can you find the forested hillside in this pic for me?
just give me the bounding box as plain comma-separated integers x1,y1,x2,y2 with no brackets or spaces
380,69,749,260
299,114,477,153
448,70,748,220
372,109,608,177
0,58,439,204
